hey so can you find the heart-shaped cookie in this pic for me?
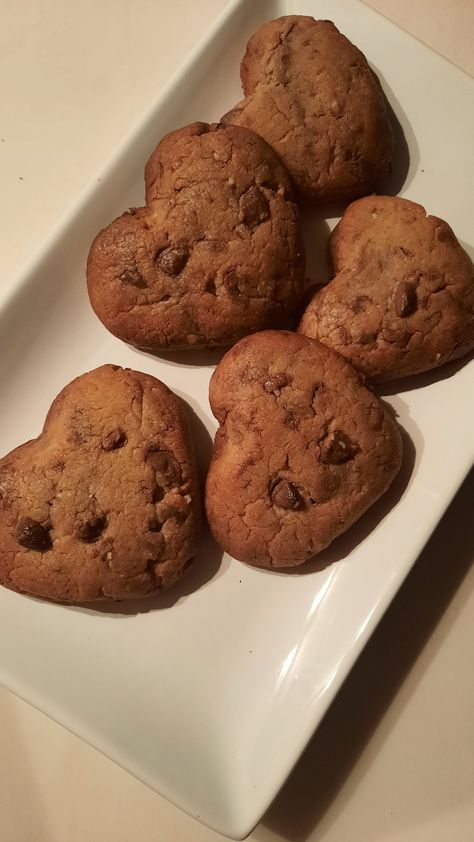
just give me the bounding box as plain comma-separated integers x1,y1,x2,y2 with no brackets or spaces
0,366,200,602
222,16,393,201
205,331,402,568
87,122,305,350
299,196,474,382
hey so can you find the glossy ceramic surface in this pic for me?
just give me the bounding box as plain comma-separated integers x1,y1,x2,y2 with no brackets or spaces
0,0,473,838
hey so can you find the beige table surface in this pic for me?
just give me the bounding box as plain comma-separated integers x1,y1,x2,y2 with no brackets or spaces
0,2,473,840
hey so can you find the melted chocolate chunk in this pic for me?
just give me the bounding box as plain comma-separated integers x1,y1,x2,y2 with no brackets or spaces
263,374,288,395
119,267,146,288
17,518,51,552
102,428,127,451
350,295,371,314
271,479,304,510
77,515,107,542
239,186,270,228
321,431,358,464
157,247,189,275
393,281,417,317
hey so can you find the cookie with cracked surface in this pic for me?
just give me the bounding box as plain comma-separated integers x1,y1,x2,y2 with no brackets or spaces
298,196,474,382
0,365,200,603
205,331,402,568
87,122,305,350
221,16,393,201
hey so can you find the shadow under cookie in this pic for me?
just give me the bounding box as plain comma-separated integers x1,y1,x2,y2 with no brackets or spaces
373,65,415,198
262,467,473,842
376,351,474,397
299,211,332,289
133,344,227,370
76,525,223,616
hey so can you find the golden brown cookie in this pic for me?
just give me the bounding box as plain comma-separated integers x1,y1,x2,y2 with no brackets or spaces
87,122,305,350
205,331,402,568
0,366,200,602
298,196,474,382
222,16,393,201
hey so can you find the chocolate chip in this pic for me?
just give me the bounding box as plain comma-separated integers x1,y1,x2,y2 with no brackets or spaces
271,480,304,510
77,515,107,542
147,449,182,486
157,247,189,275
393,281,417,317
350,295,371,314
17,518,51,551
321,431,357,464
381,325,411,348
239,186,270,228
102,428,127,451
119,267,146,288
263,374,288,395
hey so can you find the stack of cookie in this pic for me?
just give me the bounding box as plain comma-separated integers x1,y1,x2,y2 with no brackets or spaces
1,15,473,601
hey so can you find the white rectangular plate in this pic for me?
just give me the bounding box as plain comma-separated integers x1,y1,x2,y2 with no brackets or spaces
0,0,473,838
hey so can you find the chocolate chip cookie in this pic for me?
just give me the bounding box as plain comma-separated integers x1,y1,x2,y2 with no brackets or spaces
222,16,393,201
87,122,305,350
0,365,200,602
205,331,402,568
298,196,474,381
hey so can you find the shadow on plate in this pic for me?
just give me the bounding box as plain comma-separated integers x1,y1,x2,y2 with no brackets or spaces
376,67,415,198
300,212,332,289
176,392,215,481
265,422,416,578
133,344,226,370
377,350,474,397
262,467,474,842
76,400,223,617
77,528,223,617
459,238,474,263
